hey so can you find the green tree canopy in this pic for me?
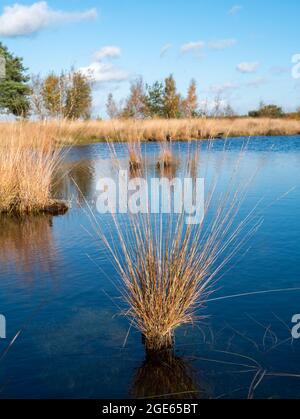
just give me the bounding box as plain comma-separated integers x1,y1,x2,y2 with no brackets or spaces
0,42,31,117
249,103,284,118
144,81,165,118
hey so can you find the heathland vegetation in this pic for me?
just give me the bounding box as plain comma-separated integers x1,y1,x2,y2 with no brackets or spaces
1,41,300,124
0,123,67,215
1,41,300,211
0,42,297,360
2,117,300,146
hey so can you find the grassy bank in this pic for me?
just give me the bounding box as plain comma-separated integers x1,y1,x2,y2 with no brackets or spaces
1,117,300,146
0,116,298,214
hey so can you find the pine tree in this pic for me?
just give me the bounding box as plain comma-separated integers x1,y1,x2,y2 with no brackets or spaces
144,81,164,117
0,43,30,117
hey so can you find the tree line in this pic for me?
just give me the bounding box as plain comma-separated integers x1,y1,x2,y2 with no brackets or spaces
0,42,92,119
107,76,202,119
0,42,299,120
106,76,239,119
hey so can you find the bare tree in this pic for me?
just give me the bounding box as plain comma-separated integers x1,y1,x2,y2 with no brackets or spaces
122,77,147,118
30,74,46,120
106,93,120,119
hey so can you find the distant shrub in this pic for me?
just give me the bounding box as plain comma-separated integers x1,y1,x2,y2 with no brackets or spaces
249,104,284,118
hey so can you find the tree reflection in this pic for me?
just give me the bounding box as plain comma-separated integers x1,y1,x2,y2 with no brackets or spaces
0,215,56,279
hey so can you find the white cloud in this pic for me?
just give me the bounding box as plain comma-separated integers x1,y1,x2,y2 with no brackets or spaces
208,38,237,50
160,43,172,58
210,82,240,94
236,61,259,73
0,1,97,37
246,77,267,88
81,45,128,86
80,62,129,84
228,5,243,16
94,46,121,61
181,41,205,54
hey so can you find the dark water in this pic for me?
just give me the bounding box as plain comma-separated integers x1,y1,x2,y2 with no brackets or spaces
0,136,300,399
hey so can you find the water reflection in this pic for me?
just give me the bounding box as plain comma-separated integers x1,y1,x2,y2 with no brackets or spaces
0,138,299,398
52,160,95,204
131,350,206,399
0,215,56,278
156,161,180,180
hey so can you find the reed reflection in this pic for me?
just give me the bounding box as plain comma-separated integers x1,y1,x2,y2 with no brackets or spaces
131,350,206,399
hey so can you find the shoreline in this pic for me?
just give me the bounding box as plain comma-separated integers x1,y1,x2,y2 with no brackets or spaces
72,132,300,146
0,200,69,218
1,117,300,147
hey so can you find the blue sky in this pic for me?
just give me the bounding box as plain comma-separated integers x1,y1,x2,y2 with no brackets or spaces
0,0,300,116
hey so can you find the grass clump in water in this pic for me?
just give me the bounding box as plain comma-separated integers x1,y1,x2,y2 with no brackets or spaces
97,143,261,354
0,123,68,215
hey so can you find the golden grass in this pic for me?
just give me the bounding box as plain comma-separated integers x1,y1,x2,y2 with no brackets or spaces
1,117,300,146
95,144,262,353
128,140,142,173
157,143,175,169
0,123,67,214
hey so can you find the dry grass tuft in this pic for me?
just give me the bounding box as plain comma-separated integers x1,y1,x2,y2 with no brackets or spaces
0,122,68,214
128,140,142,173
97,144,262,353
157,143,175,170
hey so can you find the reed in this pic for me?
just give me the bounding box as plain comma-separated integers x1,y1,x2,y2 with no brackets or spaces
128,140,142,173
96,143,262,353
157,143,175,170
1,117,300,145
0,122,68,215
